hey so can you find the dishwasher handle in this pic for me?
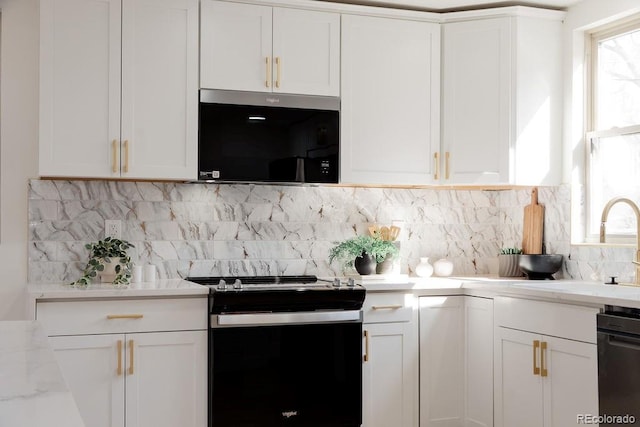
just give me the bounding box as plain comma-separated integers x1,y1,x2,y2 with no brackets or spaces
601,331,640,351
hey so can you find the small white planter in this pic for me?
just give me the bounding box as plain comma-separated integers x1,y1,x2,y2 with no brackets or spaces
99,257,125,283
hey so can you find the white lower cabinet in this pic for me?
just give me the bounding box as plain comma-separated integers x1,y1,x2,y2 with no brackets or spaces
419,295,493,427
494,297,599,427
36,297,207,427
362,292,418,427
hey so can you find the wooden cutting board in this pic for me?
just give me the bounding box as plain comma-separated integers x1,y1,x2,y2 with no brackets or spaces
522,187,544,254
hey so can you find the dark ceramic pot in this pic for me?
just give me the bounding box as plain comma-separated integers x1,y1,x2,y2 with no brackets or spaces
518,254,563,280
354,253,376,275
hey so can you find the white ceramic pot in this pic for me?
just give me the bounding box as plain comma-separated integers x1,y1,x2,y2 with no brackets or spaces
99,257,124,283
415,257,434,278
433,258,454,277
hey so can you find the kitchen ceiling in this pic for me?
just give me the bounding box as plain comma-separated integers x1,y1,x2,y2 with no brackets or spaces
338,0,583,12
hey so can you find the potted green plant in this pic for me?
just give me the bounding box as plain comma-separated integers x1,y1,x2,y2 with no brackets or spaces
71,237,135,286
329,235,399,275
498,247,523,277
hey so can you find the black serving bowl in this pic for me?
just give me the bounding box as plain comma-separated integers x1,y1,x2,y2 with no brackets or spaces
518,254,563,280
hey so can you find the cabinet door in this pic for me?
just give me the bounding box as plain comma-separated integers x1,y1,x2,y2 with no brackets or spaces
200,0,272,92
543,336,598,427
120,0,198,180
464,297,493,427
39,0,121,178
272,8,340,96
494,327,543,427
125,331,207,427
442,18,511,184
49,334,125,427
419,296,464,426
363,321,418,427
341,14,440,185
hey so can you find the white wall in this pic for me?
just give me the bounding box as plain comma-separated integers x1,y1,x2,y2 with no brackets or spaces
0,0,39,319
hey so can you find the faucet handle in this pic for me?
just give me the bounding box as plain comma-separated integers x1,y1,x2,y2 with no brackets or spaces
605,276,619,285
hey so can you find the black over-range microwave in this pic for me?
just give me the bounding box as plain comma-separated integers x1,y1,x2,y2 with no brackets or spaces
198,89,340,184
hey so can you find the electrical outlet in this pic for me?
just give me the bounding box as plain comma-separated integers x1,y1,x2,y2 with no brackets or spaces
105,220,122,239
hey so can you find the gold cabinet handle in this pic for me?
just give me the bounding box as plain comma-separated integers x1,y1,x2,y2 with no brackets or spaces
434,152,440,180
363,330,370,362
372,305,403,310
116,340,123,376
128,339,135,375
540,341,548,377
533,340,540,375
445,151,450,180
112,140,118,173
123,140,129,173
275,57,281,89
265,57,271,88
106,314,144,320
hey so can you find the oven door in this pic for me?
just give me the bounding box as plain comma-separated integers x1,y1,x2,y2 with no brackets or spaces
210,313,362,427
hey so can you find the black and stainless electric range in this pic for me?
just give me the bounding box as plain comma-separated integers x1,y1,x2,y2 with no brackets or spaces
187,275,366,427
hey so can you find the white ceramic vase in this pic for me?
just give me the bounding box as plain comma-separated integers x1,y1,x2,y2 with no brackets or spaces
415,257,434,278
433,258,454,277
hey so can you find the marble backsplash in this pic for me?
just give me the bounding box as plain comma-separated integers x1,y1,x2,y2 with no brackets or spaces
27,179,633,283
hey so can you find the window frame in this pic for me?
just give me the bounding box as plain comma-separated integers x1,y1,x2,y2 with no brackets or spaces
585,17,640,244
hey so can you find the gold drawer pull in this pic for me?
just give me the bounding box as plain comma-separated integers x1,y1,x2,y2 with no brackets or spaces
266,57,271,88
445,151,450,180
128,339,135,375
116,340,123,376
111,139,118,173
275,57,281,88
363,330,370,362
106,314,144,320
540,341,548,377
372,305,403,310
123,140,129,173
434,152,440,180
533,340,540,376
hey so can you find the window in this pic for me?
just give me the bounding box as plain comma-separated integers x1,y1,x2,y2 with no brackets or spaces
587,18,640,242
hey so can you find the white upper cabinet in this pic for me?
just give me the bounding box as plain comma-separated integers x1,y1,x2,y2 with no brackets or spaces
120,0,199,180
40,0,121,178
39,0,198,180
341,14,440,185
441,9,564,185
201,1,340,96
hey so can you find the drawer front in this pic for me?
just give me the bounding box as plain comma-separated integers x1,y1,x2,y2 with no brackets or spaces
36,297,207,336
363,292,414,324
495,296,600,344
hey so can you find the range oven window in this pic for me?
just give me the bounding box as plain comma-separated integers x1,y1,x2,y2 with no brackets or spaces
199,102,339,183
211,322,362,427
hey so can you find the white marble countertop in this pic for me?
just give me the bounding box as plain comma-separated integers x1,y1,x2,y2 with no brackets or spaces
0,321,85,427
360,274,640,309
27,275,640,310
26,279,209,318
28,278,209,300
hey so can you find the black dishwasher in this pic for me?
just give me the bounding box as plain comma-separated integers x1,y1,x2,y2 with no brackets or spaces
597,306,640,425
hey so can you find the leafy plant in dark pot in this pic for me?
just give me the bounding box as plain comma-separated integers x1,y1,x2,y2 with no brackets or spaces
329,235,399,275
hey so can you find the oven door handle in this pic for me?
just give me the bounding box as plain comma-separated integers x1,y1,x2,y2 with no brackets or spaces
212,310,362,327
